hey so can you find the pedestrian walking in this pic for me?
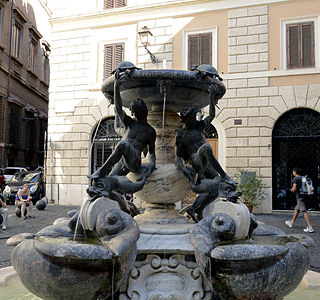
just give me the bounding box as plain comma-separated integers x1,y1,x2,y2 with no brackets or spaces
285,167,314,233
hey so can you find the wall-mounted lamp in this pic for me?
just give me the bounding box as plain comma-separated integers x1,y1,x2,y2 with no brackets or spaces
138,26,160,64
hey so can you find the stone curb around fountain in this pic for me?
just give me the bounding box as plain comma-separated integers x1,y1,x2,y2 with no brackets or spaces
0,266,16,286
302,271,320,290
1,266,320,291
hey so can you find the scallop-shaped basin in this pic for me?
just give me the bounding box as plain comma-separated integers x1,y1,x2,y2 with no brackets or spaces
101,69,225,112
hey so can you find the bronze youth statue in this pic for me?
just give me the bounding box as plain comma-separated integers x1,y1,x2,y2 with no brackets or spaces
91,71,156,180
175,76,237,220
89,70,156,213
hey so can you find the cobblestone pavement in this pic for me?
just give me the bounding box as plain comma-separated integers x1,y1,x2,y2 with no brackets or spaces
0,204,319,273
0,203,79,268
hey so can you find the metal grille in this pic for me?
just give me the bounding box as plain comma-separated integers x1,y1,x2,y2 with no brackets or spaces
272,108,320,210
91,118,121,174
204,123,218,139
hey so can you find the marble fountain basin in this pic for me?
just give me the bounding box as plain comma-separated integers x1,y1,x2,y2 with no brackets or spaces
101,69,225,112
191,214,315,300
9,206,140,300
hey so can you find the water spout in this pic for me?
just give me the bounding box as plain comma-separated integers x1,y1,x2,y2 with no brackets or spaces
73,214,81,241
162,92,167,133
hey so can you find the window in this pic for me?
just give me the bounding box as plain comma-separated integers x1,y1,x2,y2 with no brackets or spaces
91,117,121,174
13,23,23,59
286,22,315,69
12,8,27,60
42,54,49,83
24,110,35,149
29,39,38,72
8,102,22,146
28,25,42,74
104,43,124,79
41,41,50,84
188,33,212,70
0,4,4,44
104,0,126,9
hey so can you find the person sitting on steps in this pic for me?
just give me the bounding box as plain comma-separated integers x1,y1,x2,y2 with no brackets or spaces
16,184,35,220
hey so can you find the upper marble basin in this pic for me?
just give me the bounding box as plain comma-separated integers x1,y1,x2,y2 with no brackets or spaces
101,69,225,112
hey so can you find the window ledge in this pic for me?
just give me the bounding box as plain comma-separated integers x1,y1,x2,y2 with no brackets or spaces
11,56,23,67
224,67,320,80
27,69,38,79
40,79,49,87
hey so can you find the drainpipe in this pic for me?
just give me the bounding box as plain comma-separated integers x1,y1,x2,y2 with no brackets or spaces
50,138,54,203
2,0,14,166
6,0,14,101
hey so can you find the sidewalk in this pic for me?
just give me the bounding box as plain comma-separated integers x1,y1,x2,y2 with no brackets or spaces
0,204,319,272
0,203,78,268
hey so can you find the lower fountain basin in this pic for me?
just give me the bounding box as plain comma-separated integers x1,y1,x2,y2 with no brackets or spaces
11,239,125,300
191,214,315,300
10,208,140,300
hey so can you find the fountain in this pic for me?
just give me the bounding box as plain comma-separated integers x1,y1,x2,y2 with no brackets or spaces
8,63,314,299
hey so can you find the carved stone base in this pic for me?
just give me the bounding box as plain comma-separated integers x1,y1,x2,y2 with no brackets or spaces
119,224,212,299
119,254,212,300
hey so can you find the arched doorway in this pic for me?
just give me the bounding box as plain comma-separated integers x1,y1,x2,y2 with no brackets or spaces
90,117,121,175
205,123,218,158
272,108,320,210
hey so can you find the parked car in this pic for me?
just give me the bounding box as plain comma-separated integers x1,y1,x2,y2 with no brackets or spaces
0,168,5,191
3,170,45,204
3,167,27,182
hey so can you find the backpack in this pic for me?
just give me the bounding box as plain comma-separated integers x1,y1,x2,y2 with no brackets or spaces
299,175,314,195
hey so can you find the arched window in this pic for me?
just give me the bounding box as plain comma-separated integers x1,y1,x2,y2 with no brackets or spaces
272,108,320,210
91,117,121,174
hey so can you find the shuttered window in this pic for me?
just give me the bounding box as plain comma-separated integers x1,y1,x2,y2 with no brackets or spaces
104,0,126,9
104,43,124,79
8,103,22,146
287,22,314,69
188,33,212,70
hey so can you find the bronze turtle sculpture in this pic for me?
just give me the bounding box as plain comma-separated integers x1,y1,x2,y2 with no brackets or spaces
191,64,223,81
111,61,141,75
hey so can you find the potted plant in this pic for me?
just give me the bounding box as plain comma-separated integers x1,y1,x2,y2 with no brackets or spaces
234,169,266,212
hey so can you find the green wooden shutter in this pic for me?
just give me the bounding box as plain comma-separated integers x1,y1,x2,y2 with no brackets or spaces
104,0,126,9
104,45,113,79
116,0,126,8
104,43,124,79
302,22,314,67
200,33,212,65
104,0,114,9
287,22,314,69
188,33,212,70
188,35,199,70
287,24,299,69
115,44,124,69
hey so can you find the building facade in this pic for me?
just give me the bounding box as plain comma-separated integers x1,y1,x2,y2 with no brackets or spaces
46,0,320,212
0,0,51,169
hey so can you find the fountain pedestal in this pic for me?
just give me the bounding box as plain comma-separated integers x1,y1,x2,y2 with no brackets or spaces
125,103,213,299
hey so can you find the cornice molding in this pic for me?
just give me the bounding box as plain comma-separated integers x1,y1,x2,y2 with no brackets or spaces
50,0,293,31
